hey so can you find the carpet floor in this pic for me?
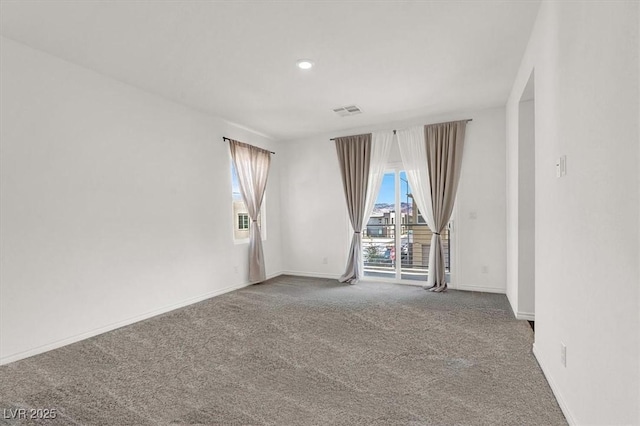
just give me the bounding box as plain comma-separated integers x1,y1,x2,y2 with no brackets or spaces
0,275,566,425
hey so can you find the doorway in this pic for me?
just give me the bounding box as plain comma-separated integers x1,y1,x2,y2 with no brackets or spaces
518,71,536,321
362,169,451,284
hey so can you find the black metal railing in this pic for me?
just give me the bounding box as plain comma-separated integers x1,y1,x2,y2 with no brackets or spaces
362,223,450,277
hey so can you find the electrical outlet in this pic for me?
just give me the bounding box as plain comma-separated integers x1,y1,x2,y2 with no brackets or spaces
560,342,567,367
234,266,239,274
481,265,489,274
322,257,328,265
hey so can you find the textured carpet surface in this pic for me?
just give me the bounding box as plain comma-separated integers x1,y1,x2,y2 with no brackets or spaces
0,275,566,425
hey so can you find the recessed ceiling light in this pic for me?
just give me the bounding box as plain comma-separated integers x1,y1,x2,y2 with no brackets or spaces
296,59,314,70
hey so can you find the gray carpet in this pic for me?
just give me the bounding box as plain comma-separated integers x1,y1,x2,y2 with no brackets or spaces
0,275,566,425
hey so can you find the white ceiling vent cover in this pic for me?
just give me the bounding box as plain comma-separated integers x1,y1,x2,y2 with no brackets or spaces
333,105,362,117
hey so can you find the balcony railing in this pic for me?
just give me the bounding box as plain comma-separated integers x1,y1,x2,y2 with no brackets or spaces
362,223,450,282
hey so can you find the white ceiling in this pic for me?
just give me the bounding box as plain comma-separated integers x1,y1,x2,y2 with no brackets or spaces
0,0,540,141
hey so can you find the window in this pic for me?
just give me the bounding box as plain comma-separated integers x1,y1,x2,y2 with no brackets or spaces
231,162,266,242
237,213,249,230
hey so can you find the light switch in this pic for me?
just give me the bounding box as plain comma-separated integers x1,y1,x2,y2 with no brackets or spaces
556,155,567,178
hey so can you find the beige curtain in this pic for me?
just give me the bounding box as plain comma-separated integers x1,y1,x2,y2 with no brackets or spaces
335,134,372,284
229,139,271,283
424,121,467,292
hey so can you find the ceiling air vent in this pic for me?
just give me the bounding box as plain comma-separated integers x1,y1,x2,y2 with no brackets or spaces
333,105,362,117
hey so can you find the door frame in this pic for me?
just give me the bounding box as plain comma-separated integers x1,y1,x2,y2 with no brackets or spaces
361,162,459,287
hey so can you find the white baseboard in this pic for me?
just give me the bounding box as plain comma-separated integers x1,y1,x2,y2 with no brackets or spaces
283,274,506,296
532,343,576,425
517,311,535,321
453,284,506,294
0,274,283,366
282,273,509,295
282,270,342,280
253,271,284,284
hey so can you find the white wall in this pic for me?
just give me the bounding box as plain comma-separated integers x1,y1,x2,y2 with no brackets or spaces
455,108,507,293
278,133,350,279
0,37,283,364
506,2,639,424
280,107,507,293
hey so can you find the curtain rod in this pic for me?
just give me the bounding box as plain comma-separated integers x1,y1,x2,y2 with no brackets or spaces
222,137,275,154
329,119,472,141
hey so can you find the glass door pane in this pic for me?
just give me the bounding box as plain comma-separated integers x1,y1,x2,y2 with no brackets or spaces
363,172,396,279
399,171,451,283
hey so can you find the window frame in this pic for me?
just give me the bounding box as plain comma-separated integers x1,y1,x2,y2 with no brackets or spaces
230,158,267,244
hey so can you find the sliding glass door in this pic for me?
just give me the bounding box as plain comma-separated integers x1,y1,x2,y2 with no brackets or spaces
363,169,451,283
